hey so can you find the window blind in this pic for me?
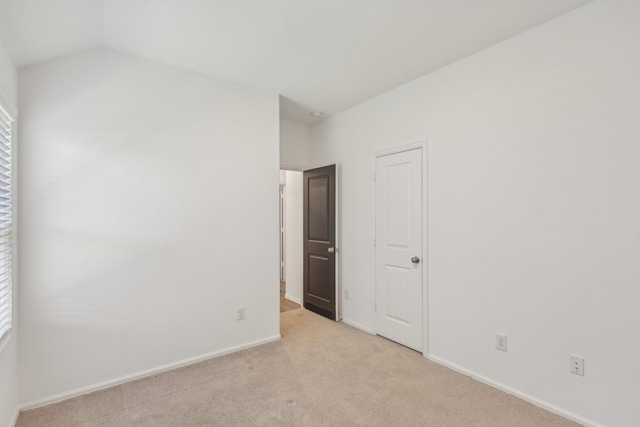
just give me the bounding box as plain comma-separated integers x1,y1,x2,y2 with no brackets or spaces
0,102,13,342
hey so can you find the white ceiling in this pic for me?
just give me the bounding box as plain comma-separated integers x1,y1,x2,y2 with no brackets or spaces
0,0,592,124
0,0,104,67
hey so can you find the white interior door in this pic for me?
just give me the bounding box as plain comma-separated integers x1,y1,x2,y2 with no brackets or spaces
375,148,423,351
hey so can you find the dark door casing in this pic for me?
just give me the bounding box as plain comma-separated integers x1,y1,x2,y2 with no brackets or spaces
303,165,336,320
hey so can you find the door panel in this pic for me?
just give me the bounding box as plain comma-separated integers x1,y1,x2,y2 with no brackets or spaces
375,149,423,351
384,165,410,247
308,255,331,300
308,176,329,240
385,265,410,324
303,165,336,320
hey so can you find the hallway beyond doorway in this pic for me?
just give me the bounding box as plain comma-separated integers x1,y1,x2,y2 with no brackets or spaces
280,281,300,313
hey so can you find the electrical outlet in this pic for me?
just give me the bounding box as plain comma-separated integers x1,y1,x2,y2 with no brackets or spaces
495,333,507,351
236,307,245,321
570,355,584,376
345,289,350,300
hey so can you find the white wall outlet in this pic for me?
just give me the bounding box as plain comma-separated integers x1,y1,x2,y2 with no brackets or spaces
495,333,507,351
344,289,350,300
570,355,584,376
236,307,245,320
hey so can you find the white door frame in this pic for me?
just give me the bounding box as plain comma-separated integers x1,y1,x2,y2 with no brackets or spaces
373,140,428,354
335,164,341,321
280,184,286,281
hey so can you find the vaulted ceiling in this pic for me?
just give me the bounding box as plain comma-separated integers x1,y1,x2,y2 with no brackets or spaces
0,0,592,123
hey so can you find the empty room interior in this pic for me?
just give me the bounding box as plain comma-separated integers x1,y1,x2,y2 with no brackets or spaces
0,0,639,426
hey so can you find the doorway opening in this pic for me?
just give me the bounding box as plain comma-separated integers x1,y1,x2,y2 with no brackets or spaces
279,169,303,313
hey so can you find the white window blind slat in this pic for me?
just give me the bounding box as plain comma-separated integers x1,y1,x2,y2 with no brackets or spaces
0,132,9,143
0,101,13,343
0,304,10,322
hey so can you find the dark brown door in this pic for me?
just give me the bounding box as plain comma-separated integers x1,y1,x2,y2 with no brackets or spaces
303,165,336,320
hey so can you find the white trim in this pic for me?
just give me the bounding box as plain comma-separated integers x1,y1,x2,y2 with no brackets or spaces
0,89,19,427
422,142,429,355
0,332,12,354
280,184,286,281
0,94,15,347
0,87,16,119
374,140,426,159
284,293,302,305
426,354,605,427
334,163,340,321
9,407,19,427
279,164,306,172
342,318,374,335
372,139,428,354
20,335,281,411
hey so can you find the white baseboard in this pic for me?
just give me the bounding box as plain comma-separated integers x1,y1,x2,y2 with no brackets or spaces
20,335,281,411
341,318,374,334
426,354,604,427
284,294,302,305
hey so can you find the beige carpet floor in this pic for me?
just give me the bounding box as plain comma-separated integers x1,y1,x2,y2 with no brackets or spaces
17,308,580,426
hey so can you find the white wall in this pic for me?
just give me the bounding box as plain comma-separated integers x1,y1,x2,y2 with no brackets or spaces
0,35,19,427
284,170,303,304
280,119,311,170
310,1,640,426
17,48,280,405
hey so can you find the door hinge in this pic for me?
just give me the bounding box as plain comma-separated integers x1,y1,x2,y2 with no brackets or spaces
374,301,377,312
